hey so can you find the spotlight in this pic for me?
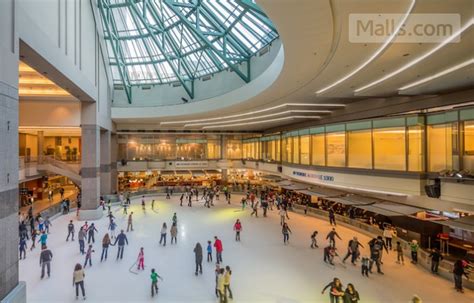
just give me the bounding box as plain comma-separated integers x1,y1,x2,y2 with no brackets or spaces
181,97,188,103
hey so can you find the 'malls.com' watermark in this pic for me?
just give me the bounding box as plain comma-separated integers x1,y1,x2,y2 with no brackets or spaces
349,14,461,43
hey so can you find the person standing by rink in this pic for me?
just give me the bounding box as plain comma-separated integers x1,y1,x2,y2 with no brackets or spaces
66,220,75,241
410,240,419,264
207,241,213,262
326,228,342,248
282,223,292,245
159,223,168,246
127,212,134,232
170,222,178,244
321,277,344,303
141,195,146,210
453,259,469,293
39,245,53,279
428,248,443,274
311,231,319,248
84,245,94,268
233,219,242,242
193,242,203,276
396,241,404,264
137,247,145,270
150,268,163,297
87,223,98,244
73,263,86,300
114,230,129,260
214,236,223,264
101,233,111,262
78,226,86,254
383,226,394,250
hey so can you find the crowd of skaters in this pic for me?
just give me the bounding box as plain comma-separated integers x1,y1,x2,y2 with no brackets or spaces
17,184,472,301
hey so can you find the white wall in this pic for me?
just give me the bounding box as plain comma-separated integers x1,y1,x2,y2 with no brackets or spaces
19,100,81,127
16,0,113,130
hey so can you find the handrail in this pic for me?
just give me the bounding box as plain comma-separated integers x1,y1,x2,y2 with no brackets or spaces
41,156,81,174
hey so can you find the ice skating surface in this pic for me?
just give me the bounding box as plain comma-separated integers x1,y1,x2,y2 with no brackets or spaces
20,195,472,303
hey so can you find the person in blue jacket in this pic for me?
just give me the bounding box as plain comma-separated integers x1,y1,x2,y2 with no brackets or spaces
114,230,129,260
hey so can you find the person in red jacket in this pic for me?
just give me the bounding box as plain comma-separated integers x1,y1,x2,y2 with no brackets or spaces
214,236,223,264
233,219,242,242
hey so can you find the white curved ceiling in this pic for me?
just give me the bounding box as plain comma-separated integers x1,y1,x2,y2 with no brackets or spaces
112,0,474,131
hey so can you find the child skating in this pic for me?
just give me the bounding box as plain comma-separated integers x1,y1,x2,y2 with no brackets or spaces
207,241,213,262
137,247,145,270
311,231,319,248
150,268,163,298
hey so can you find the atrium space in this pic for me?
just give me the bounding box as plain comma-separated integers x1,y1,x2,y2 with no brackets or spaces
1,0,474,302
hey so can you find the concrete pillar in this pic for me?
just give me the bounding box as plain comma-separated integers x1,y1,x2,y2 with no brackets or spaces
80,123,102,220
37,131,44,164
100,130,111,195
110,133,118,193
0,0,26,300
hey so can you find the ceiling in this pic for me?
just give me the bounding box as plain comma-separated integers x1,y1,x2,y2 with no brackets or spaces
111,0,474,131
19,61,77,101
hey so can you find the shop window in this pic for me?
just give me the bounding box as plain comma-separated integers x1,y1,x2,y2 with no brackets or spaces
207,140,221,159
283,137,292,162
292,137,300,164
373,127,406,171
300,135,310,165
463,121,474,171
427,123,459,172
275,139,281,162
311,134,325,166
347,130,372,169
326,132,345,167
226,140,242,159
408,126,424,172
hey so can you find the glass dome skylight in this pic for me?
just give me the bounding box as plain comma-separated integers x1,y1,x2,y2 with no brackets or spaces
98,0,279,102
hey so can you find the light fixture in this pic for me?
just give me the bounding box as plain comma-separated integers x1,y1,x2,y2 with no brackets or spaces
202,116,320,129
355,18,474,93
315,0,416,95
160,103,344,125
398,58,474,92
184,110,327,127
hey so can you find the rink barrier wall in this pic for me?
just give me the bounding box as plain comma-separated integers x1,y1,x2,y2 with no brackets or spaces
0,282,26,303
292,204,474,290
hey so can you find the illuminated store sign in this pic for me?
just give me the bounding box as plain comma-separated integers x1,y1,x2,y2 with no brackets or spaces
292,170,335,182
175,161,209,168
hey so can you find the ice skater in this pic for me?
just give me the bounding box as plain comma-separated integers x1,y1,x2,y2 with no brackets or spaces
44,216,52,234
326,228,342,248
323,245,337,265
282,223,292,245
328,207,336,226
207,241,213,262
19,237,28,259
159,223,167,246
84,245,94,268
108,219,117,239
279,207,289,225
172,213,178,225
343,237,364,265
73,264,86,300
114,230,129,260
137,247,145,270
396,241,404,265
217,268,227,303
361,256,369,277
310,231,319,248
170,222,178,244
321,278,344,303
30,229,37,251
141,196,146,210
78,226,86,254
151,199,155,210
150,268,163,297
39,245,53,279
86,223,98,244
101,233,111,262
193,242,203,275
66,220,75,241
233,219,242,241
214,236,223,264
38,231,48,248
127,212,134,232
224,266,233,300
250,200,259,217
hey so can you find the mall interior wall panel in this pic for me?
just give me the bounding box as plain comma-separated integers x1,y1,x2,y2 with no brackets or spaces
19,100,81,127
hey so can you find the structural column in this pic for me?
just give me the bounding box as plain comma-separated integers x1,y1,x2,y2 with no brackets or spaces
0,1,26,300
110,133,118,193
37,131,44,164
80,122,102,220
100,130,111,195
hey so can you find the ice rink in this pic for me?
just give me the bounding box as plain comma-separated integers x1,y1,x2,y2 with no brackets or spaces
20,195,473,303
